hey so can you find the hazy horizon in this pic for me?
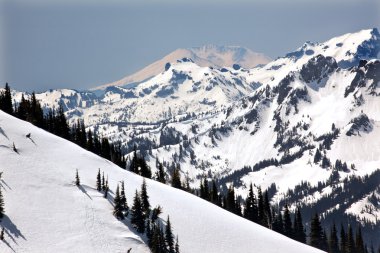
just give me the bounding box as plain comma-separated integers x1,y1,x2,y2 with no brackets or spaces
1,0,379,92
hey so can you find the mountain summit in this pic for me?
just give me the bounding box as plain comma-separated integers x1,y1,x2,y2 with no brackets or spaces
92,45,271,90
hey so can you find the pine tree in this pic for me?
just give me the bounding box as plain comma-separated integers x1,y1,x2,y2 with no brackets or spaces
244,183,258,223
96,169,101,191
310,213,323,250
0,83,13,115
346,225,355,253
210,180,219,205
0,227,4,241
113,185,124,220
340,224,347,253
156,162,166,184
0,187,5,218
104,177,109,198
120,181,127,211
175,236,180,253
75,169,80,186
141,179,150,216
102,172,106,191
263,191,272,227
273,207,284,234
294,207,306,243
171,165,182,189
355,226,365,253
314,148,322,163
283,204,293,238
226,185,236,213
328,223,339,253
165,216,175,253
131,190,145,233
257,187,265,226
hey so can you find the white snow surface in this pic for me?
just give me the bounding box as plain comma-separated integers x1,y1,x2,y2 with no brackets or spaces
0,111,324,253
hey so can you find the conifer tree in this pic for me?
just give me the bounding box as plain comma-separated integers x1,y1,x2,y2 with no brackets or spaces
294,207,306,243
283,204,293,238
310,213,323,250
244,183,258,222
0,187,5,218
263,191,272,227
0,227,4,241
210,180,219,205
113,185,124,220
0,83,13,115
226,185,236,213
141,179,150,216
96,169,101,191
75,169,80,186
175,236,180,253
129,146,138,173
340,224,347,253
104,177,109,198
328,223,339,253
314,148,322,163
355,226,365,253
120,181,127,211
257,187,265,226
131,190,145,233
156,162,166,184
102,172,106,191
171,165,182,189
165,216,175,253
346,225,355,253
273,207,284,234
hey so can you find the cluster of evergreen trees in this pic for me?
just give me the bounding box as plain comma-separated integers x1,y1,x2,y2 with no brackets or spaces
0,83,126,168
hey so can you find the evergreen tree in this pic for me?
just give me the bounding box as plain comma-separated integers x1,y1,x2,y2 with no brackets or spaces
0,187,5,218
171,165,182,189
104,177,109,198
283,204,293,238
355,226,365,253
101,172,106,191
113,185,124,220
120,181,127,211
129,146,138,173
0,227,4,241
165,216,175,253
226,185,236,213
314,148,322,163
346,225,355,253
96,169,101,191
244,183,258,223
131,190,145,233
75,169,80,186
210,180,219,205
257,187,265,226
0,83,13,115
156,162,166,184
273,207,284,234
340,224,347,253
294,207,306,243
328,223,339,253
87,129,94,152
263,191,272,227
175,236,180,253
310,213,323,250
141,179,150,216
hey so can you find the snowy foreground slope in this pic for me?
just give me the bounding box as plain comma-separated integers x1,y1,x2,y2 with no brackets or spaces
0,111,323,253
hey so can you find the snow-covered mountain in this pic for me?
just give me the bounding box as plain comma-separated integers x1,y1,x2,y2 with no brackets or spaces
8,28,380,247
92,45,271,91
0,110,324,253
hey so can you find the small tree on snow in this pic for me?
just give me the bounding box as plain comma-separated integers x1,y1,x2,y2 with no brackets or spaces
0,227,4,241
96,169,101,191
0,187,4,218
75,169,80,186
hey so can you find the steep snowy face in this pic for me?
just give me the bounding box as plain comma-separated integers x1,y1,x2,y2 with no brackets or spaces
93,45,271,90
0,111,324,253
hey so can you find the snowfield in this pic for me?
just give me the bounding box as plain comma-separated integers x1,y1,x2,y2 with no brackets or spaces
0,111,324,253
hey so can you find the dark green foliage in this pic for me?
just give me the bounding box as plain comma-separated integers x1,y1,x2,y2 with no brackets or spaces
175,236,180,253
171,165,182,189
328,223,339,253
346,225,355,253
96,169,101,191
75,169,80,186
310,213,324,250
244,183,258,223
283,204,293,238
155,162,166,184
131,190,145,233
0,227,4,241
113,185,124,220
120,181,128,211
355,227,365,253
210,180,219,205
293,207,306,243
226,185,236,213
129,147,151,178
272,208,284,234
165,216,175,253
141,179,150,216
104,178,109,198
340,224,347,253
0,187,4,218
314,148,322,163
0,83,13,115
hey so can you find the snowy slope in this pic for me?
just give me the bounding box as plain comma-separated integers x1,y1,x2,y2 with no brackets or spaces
0,110,323,253
93,45,271,90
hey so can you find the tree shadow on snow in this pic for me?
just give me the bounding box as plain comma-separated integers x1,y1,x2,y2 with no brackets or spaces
27,137,37,146
0,127,9,140
78,185,92,200
0,180,12,191
0,215,26,251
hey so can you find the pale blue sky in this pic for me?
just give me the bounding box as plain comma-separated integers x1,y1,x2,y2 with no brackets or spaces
1,0,379,92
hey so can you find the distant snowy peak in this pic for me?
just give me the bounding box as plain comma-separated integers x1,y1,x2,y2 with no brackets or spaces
92,45,271,90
